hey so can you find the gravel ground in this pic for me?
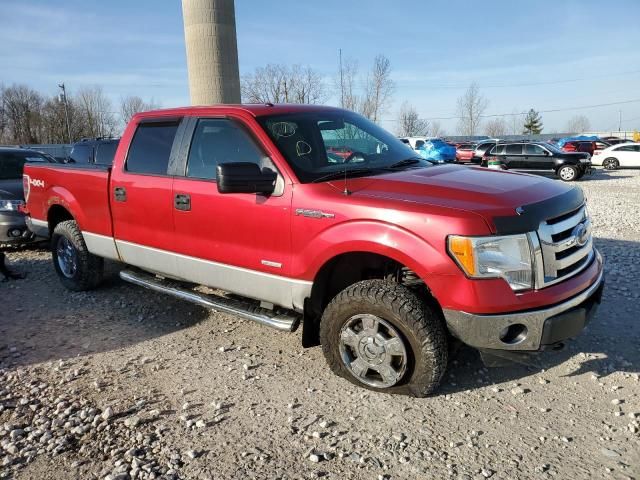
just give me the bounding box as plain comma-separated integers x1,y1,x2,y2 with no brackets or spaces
1,168,639,480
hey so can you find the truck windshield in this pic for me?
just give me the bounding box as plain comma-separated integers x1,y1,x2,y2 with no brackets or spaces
257,111,431,183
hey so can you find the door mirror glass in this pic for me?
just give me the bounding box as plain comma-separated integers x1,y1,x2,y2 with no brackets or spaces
216,162,277,195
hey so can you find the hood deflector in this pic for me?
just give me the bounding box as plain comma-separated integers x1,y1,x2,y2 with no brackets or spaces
492,187,585,235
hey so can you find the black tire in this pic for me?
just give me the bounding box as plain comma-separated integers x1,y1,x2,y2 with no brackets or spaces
51,220,103,291
557,165,578,182
320,280,448,397
603,157,619,170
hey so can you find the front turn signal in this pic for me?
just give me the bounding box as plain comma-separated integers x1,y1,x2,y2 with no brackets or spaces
448,236,476,276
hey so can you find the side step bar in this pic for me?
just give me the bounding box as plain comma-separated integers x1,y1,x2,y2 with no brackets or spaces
119,270,300,332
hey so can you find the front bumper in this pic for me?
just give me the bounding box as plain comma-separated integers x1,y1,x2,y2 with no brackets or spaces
0,211,35,244
443,256,604,351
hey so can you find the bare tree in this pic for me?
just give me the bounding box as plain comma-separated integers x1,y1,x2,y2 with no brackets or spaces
121,96,160,125
565,115,591,134
397,102,429,137
361,55,394,122
337,57,361,112
76,86,117,138
429,121,447,138
241,64,327,104
484,117,507,137
0,84,44,144
456,82,488,136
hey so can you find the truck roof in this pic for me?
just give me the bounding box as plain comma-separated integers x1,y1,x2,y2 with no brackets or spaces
133,103,344,121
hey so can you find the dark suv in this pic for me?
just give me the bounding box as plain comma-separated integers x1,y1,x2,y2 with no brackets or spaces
485,141,592,181
67,137,119,165
0,147,55,244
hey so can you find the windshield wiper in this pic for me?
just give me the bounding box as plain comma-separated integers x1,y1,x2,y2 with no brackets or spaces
386,158,424,169
311,168,382,184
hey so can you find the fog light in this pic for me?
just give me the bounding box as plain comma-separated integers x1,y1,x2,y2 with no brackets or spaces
499,324,528,345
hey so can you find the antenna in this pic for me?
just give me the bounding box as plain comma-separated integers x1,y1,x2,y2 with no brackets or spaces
339,48,344,108
342,163,351,196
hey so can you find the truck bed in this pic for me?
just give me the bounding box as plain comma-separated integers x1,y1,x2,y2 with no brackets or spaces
24,163,113,239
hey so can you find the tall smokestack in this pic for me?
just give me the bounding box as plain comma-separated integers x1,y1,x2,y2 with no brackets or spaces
181,0,241,105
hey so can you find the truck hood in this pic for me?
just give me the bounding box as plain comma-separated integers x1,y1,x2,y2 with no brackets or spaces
344,165,581,233
0,179,23,201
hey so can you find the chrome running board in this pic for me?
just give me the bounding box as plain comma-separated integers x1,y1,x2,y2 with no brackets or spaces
119,270,300,332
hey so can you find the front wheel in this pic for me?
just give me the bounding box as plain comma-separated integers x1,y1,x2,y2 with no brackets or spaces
51,220,103,291
603,158,619,170
557,165,578,182
320,280,448,397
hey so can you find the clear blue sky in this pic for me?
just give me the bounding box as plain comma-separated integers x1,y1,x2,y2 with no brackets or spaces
1,0,640,134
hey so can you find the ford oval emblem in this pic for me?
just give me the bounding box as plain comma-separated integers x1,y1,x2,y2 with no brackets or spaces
572,223,589,247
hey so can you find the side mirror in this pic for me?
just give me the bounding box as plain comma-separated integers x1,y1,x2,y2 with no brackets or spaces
543,150,549,156
216,162,277,195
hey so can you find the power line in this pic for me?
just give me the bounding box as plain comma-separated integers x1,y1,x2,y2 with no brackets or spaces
396,69,640,90
400,98,640,121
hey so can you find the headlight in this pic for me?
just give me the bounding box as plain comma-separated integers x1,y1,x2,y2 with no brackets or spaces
448,234,533,291
0,200,25,212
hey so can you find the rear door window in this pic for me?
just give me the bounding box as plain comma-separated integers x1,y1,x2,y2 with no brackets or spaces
525,144,546,155
506,144,523,155
125,121,180,175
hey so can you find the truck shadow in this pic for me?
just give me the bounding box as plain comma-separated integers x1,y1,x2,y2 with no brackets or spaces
0,251,211,369
440,236,640,394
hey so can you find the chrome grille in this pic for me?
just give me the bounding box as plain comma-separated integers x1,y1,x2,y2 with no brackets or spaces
532,204,594,288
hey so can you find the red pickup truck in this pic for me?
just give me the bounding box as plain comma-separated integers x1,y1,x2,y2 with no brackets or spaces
24,104,604,396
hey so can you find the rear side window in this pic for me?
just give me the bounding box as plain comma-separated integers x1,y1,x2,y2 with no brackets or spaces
126,122,180,175
506,144,522,155
0,153,26,179
186,119,268,180
95,142,118,165
69,144,92,164
615,145,635,152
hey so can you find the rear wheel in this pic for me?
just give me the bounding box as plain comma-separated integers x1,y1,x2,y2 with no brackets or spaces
51,220,103,291
603,157,619,170
320,280,448,397
557,165,578,182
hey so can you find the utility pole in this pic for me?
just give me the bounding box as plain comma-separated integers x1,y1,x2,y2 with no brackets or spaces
58,83,72,143
618,109,622,132
339,48,344,108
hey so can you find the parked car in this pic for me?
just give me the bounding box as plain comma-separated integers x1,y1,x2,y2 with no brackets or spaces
398,136,437,152
24,104,603,396
67,137,120,165
455,143,476,163
484,141,592,181
601,136,634,145
0,147,55,245
561,140,609,157
416,138,457,163
591,142,640,169
326,146,353,160
471,140,499,163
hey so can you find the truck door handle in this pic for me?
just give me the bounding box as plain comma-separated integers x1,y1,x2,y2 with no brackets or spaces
114,187,127,202
174,193,191,211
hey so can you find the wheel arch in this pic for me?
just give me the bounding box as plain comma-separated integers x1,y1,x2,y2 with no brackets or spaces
302,250,440,348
